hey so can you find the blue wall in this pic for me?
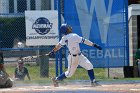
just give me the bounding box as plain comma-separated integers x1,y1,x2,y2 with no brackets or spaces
59,0,128,67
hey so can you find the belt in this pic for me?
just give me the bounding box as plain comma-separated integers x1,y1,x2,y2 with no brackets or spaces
69,52,81,56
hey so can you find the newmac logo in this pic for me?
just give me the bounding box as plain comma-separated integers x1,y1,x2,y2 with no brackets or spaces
32,17,53,35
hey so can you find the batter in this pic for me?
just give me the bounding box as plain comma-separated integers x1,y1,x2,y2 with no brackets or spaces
49,24,102,87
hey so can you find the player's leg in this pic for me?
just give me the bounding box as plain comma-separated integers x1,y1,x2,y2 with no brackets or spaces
58,55,79,79
79,54,98,86
79,54,95,80
52,55,79,87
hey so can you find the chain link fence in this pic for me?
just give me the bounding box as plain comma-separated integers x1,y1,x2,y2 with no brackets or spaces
0,0,58,85
0,0,102,85
0,0,129,86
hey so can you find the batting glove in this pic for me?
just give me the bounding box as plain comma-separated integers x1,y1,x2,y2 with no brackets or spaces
93,44,102,50
48,50,55,57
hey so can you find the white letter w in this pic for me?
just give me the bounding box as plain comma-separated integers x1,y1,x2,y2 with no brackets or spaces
75,0,113,43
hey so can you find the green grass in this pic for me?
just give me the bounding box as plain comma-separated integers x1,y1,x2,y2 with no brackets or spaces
5,63,105,82
5,63,140,84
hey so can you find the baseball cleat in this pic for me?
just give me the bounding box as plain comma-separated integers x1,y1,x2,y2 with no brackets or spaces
91,81,101,87
51,77,59,87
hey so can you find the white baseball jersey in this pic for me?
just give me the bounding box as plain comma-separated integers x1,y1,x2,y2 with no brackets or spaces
59,33,93,78
59,33,84,54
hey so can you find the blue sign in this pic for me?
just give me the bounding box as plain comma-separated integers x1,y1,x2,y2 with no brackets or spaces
63,0,128,67
32,17,53,35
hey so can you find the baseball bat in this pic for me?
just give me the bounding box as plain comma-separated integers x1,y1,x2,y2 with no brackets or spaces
36,53,49,57
21,53,49,60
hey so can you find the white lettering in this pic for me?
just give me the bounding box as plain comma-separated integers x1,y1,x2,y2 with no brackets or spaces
112,49,117,58
97,50,103,58
82,49,124,58
118,49,124,57
104,49,111,58
33,24,52,29
90,50,96,59
75,0,113,43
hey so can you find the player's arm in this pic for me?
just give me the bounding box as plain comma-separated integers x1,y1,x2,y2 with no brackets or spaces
83,39,102,50
52,43,62,52
48,36,65,56
48,43,62,56
75,34,102,50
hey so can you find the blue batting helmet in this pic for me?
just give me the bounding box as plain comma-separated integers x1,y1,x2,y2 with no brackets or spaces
60,24,69,35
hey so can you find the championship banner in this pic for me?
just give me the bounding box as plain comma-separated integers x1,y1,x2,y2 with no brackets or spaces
25,10,59,46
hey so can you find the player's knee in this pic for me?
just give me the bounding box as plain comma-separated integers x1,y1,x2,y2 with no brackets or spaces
87,65,93,70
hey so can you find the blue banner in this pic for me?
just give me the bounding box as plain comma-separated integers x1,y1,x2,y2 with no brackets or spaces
63,0,128,67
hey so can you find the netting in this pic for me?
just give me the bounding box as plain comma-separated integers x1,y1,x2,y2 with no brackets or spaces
0,0,128,85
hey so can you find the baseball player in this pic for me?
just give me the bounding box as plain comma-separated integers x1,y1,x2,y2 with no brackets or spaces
0,52,13,88
14,59,31,81
49,24,102,87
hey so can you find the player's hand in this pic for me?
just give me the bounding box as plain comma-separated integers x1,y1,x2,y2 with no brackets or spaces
93,44,102,50
48,50,55,57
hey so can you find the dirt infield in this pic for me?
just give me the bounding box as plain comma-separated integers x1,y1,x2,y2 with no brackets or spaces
0,80,140,93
